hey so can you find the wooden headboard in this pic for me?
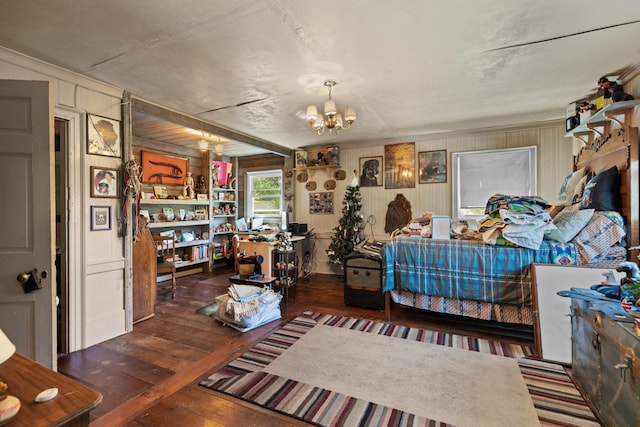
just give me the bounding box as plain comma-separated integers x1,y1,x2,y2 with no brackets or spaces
574,126,639,261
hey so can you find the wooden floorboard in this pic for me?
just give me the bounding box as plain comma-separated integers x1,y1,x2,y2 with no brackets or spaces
57,265,533,426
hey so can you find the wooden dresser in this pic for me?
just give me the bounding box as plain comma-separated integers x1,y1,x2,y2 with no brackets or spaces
0,353,102,426
133,226,157,323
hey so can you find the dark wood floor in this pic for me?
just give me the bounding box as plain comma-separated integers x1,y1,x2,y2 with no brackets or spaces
58,265,533,426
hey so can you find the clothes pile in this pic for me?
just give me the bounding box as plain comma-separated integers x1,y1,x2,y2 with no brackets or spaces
479,194,555,249
215,283,282,332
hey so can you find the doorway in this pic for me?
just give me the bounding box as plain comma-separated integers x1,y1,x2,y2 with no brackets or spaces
55,118,69,354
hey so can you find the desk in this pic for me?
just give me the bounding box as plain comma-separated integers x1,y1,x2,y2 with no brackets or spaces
233,235,306,275
0,353,102,426
234,240,276,274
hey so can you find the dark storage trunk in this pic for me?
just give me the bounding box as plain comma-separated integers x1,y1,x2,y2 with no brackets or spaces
571,298,640,426
343,253,384,310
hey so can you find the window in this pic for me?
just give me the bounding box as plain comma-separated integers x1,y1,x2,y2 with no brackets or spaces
246,170,283,219
452,146,537,220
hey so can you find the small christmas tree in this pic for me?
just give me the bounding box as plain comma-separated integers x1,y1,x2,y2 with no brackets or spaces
326,171,365,264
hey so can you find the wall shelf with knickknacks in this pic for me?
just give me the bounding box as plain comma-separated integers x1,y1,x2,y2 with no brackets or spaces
565,99,640,144
211,159,238,266
138,198,211,276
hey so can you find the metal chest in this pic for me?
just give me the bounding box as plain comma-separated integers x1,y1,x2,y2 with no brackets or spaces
571,298,640,426
343,253,384,310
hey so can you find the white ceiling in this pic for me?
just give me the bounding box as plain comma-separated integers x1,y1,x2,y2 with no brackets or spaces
2,0,640,156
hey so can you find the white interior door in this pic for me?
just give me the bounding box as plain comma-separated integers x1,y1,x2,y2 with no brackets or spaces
0,80,55,369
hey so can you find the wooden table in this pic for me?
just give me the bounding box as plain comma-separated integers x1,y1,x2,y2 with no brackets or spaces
228,274,276,287
0,353,102,426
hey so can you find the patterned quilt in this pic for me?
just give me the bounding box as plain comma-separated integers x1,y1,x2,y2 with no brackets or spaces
382,236,578,306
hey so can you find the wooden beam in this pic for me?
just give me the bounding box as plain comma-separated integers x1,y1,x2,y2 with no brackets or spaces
131,96,290,157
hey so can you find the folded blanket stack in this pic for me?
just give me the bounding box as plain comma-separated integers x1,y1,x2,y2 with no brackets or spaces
228,284,263,302
479,194,555,249
224,284,281,323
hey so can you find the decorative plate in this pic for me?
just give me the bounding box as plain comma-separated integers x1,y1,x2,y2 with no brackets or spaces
297,172,308,183
324,179,336,190
305,181,317,191
334,169,347,180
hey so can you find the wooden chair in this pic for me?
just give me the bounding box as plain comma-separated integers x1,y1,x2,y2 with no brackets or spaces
152,235,177,298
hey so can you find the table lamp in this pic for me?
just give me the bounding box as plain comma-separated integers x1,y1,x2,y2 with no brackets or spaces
0,328,20,424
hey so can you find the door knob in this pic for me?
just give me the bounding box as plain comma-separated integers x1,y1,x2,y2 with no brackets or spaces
16,269,42,293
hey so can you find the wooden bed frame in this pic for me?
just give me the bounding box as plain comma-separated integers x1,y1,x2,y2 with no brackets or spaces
574,125,639,259
384,120,639,323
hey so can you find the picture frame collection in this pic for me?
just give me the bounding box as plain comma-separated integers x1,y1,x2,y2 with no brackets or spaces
87,109,449,221
296,143,447,214
87,113,122,231
299,143,446,199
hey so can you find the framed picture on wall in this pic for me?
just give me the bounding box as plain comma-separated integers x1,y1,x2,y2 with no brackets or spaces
90,206,112,231
418,150,447,184
295,150,308,168
90,166,119,198
87,114,121,158
384,142,415,189
309,192,334,214
141,151,188,185
359,156,383,187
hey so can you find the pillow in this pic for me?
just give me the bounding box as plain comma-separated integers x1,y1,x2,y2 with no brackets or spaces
572,212,626,264
545,208,594,243
548,204,565,219
571,175,589,206
560,168,586,206
580,166,620,211
556,173,572,205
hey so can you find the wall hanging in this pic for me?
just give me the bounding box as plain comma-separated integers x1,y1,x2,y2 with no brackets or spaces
87,113,121,158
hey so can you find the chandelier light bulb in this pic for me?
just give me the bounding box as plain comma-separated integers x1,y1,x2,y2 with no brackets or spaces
306,105,318,121
344,106,356,123
324,100,337,116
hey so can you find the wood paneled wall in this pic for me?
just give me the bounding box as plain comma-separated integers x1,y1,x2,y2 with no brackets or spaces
292,122,571,274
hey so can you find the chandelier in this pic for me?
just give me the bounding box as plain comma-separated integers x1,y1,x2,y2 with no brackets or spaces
306,80,356,135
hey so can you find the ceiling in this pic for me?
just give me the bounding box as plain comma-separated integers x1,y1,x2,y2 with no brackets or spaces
2,1,640,156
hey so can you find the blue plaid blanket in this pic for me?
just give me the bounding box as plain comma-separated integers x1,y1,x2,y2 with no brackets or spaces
382,237,575,306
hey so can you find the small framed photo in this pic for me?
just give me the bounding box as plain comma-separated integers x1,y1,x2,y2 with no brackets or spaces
87,114,121,158
154,185,168,199
90,166,119,198
90,206,111,231
359,156,383,187
295,150,308,168
418,150,447,184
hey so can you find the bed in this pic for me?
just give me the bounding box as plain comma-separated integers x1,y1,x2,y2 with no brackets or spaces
383,123,639,326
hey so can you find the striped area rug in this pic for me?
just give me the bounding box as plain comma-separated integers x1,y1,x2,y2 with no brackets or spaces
199,312,599,427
